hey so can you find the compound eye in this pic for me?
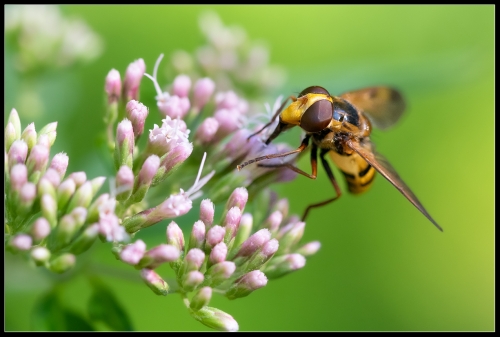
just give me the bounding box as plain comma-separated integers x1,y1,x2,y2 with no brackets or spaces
301,100,333,132
299,86,330,98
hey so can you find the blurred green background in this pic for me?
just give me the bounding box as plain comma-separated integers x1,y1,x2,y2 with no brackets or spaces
5,5,494,331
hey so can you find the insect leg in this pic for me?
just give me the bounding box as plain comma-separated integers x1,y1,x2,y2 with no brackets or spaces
247,95,296,141
237,135,310,170
301,149,342,221
257,140,318,179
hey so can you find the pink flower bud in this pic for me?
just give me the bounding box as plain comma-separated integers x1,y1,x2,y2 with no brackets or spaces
69,171,87,187
26,144,49,175
20,182,36,203
209,242,227,265
189,220,206,251
223,128,263,160
190,286,212,312
222,207,242,241
193,77,215,109
236,229,271,258
116,165,134,195
206,225,225,249
42,168,61,188
238,270,268,290
184,248,205,271
205,261,236,287
296,241,321,257
261,238,279,257
120,239,147,265
10,234,32,251
287,253,306,270
125,100,149,136
166,221,185,252
10,163,28,191
214,108,241,137
199,199,215,228
195,117,219,144
116,119,134,151
140,268,169,295
183,270,205,290
226,270,267,300
192,306,239,332
36,134,50,149
264,210,283,233
138,155,160,187
215,91,239,109
8,140,28,169
31,217,51,241
226,187,248,212
158,95,190,119
49,153,69,179
160,141,193,174
145,244,181,267
172,74,191,98
105,68,122,104
124,58,145,101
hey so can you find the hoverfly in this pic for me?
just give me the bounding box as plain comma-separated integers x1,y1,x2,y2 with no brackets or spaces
237,85,442,231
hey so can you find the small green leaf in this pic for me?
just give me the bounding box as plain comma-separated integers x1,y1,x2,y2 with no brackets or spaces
31,290,94,331
88,278,134,331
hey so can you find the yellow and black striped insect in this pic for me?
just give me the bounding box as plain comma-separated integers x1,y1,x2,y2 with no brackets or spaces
237,85,442,231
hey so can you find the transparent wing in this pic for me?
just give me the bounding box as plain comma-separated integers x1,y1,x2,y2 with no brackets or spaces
347,138,442,231
340,87,406,130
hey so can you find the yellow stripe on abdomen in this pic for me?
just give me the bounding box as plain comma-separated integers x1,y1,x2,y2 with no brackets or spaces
329,151,376,194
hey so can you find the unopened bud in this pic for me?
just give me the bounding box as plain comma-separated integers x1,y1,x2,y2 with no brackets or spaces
105,69,122,104
193,77,215,110
49,253,76,273
296,241,321,257
125,100,149,137
31,247,51,266
172,74,191,98
195,117,219,144
190,306,239,332
225,270,268,300
182,270,204,292
141,268,169,296
9,234,32,251
21,123,37,152
190,286,212,312
7,108,22,141
188,220,206,251
199,199,215,229
31,217,51,242
263,253,306,279
8,140,28,171
166,221,185,252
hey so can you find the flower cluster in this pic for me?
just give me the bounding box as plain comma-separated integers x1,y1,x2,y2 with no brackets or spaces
4,108,126,274
117,187,320,332
99,54,319,330
5,5,103,73
5,11,321,331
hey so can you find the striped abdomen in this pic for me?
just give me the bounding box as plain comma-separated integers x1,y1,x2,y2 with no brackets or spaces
329,150,376,194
